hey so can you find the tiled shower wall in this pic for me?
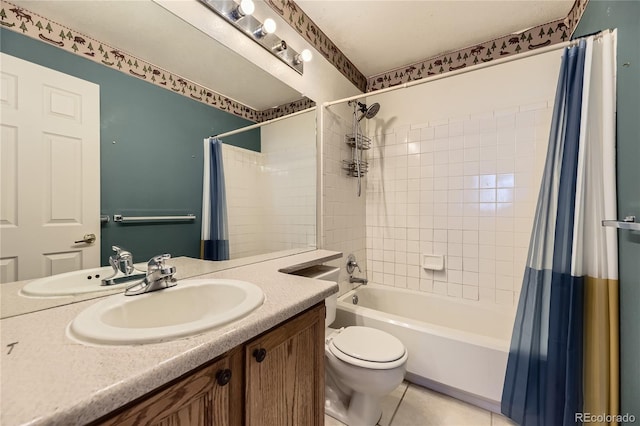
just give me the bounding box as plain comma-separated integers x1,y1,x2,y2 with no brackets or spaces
223,145,267,259
322,104,368,295
223,111,316,259
365,104,553,305
361,49,563,306
260,111,317,252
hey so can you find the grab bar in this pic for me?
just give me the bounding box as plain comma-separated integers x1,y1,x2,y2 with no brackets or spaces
601,216,640,231
113,214,196,223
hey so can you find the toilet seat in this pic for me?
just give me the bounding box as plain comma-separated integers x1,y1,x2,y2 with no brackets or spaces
327,326,407,370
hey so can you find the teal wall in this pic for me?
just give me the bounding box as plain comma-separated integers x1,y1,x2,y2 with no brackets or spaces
1,29,260,265
574,1,640,422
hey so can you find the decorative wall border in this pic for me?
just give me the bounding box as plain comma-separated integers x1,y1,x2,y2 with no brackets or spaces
265,0,368,92
0,0,314,123
261,97,316,121
366,0,589,91
1,0,588,116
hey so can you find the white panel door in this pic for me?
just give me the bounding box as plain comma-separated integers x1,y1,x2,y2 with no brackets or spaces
0,53,100,283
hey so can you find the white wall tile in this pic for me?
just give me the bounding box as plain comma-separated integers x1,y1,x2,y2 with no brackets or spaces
463,257,479,273
463,285,479,301
323,106,368,295
354,66,555,308
448,256,463,271
419,278,433,292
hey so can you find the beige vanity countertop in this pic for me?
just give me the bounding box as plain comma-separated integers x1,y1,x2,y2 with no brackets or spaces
0,257,217,319
1,249,319,319
0,249,342,426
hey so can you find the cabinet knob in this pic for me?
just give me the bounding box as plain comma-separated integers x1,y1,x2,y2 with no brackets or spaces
215,369,232,386
252,348,267,363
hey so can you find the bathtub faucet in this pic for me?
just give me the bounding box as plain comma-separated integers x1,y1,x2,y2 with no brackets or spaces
346,254,368,285
349,276,368,285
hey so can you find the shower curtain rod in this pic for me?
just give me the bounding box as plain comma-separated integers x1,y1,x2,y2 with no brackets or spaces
211,107,315,139
323,38,576,108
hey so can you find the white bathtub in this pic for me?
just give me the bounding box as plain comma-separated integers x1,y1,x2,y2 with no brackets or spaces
332,284,516,413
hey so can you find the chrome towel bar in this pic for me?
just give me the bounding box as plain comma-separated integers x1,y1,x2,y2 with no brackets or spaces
601,216,639,231
113,214,196,223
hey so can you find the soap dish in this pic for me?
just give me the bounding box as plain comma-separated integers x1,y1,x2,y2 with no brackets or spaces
422,254,445,270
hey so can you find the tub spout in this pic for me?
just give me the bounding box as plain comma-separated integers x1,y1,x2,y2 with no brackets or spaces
349,276,368,285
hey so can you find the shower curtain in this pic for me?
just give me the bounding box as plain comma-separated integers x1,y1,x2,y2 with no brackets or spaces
201,137,230,261
501,30,619,426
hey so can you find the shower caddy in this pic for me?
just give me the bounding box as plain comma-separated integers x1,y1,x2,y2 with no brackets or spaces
343,100,379,196
343,132,371,178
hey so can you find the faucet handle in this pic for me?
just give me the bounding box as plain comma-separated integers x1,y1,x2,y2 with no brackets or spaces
147,253,171,270
346,253,361,275
110,245,134,275
111,245,130,256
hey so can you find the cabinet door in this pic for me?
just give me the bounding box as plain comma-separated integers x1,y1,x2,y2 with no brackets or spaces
97,348,242,426
245,302,325,426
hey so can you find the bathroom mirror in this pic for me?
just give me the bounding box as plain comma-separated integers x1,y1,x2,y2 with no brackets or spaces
0,1,316,318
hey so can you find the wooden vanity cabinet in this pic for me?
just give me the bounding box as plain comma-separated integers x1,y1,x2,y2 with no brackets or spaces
94,302,325,426
95,346,243,426
245,302,325,426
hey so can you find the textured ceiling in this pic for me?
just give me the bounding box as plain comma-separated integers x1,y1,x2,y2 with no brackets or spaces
297,0,575,77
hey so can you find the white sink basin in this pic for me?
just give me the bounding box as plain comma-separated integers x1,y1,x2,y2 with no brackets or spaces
21,265,146,297
68,279,264,345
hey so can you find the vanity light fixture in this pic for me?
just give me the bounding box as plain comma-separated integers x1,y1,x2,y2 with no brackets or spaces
273,40,287,52
199,0,310,74
294,49,313,65
254,18,276,38
230,0,255,20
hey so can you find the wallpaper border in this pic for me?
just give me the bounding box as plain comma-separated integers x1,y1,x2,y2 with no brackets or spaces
365,0,589,91
265,0,368,92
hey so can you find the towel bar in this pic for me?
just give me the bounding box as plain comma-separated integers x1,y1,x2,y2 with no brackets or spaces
601,216,639,231
113,214,196,223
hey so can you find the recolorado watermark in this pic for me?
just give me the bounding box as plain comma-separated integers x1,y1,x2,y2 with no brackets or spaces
576,412,636,423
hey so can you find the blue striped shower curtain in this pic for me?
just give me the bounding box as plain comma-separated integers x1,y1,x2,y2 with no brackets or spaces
502,30,619,426
201,137,230,261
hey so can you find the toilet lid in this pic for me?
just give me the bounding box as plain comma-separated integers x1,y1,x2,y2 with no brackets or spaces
330,326,405,363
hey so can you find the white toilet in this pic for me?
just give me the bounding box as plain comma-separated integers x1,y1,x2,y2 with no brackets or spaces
298,265,408,426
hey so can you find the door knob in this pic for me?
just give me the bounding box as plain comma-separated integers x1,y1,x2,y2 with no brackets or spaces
74,233,96,244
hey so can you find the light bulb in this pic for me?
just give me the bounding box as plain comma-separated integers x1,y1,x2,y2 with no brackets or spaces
294,48,313,64
263,18,276,34
239,0,255,15
300,49,313,62
231,0,254,20
255,18,277,38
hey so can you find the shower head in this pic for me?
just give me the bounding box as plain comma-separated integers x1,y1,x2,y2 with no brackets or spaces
357,102,380,121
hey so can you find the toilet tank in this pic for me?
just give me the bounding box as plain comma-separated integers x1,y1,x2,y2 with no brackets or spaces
291,265,340,327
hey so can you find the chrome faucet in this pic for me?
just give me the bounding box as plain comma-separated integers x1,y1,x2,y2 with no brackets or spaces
349,276,369,285
346,253,368,285
346,254,361,275
124,254,177,296
101,246,146,286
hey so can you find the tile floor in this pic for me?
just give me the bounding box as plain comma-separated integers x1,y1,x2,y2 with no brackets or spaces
324,381,517,426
